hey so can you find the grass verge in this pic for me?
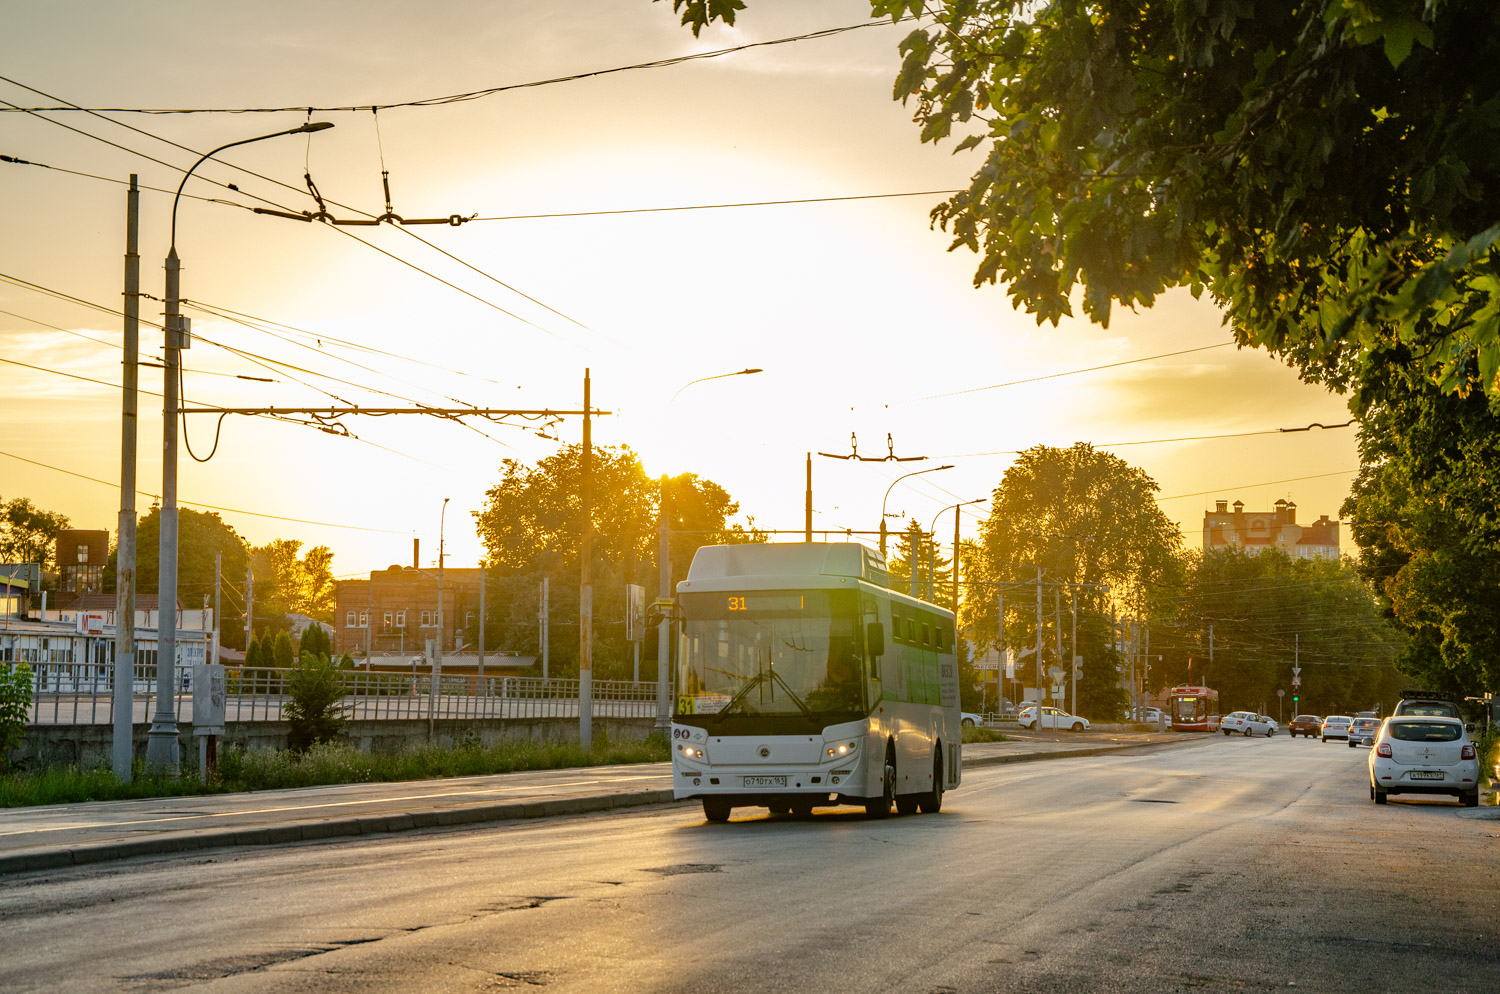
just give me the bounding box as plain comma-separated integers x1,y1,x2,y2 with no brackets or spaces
962,725,1009,743
0,735,669,808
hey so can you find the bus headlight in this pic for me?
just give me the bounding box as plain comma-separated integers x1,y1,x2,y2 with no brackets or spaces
678,744,706,761
825,741,859,758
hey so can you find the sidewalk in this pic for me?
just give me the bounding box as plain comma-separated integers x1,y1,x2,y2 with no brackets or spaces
0,729,1196,876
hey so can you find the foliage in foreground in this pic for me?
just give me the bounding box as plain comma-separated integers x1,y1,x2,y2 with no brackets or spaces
284,651,349,753
0,736,669,808
0,662,34,772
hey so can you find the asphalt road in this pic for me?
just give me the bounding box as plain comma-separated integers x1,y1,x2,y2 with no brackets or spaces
2,734,1496,993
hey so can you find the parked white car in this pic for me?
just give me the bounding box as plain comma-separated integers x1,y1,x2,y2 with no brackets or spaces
1018,706,1090,732
1369,716,1480,806
1221,711,1275,737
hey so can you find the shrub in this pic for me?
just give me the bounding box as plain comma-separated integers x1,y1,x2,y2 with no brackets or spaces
284,652,348,753
0,662,32,771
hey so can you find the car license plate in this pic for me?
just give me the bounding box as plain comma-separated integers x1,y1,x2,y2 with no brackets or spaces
744,776,786,788
1409,770,1444,780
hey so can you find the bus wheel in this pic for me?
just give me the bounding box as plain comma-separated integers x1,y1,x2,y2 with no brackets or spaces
703,798,732,823
865,752,896,819
917,747,944,814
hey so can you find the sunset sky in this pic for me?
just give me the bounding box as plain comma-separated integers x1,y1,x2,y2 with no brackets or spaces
0,1,1359,581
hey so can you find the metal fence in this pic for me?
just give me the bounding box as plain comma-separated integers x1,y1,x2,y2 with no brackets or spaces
23,661,665,726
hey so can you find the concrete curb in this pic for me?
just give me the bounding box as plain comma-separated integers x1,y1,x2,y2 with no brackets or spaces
0,789,679,877
0,739,1200,876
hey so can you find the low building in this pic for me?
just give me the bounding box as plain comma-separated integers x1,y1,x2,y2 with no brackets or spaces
333,564,483,658
50,593,211,633
1202,499,1339,560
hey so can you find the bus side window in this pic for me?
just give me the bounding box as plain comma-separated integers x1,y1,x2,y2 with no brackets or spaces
862,594,883,705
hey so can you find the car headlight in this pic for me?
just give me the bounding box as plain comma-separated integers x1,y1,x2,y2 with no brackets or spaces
825,740,859,758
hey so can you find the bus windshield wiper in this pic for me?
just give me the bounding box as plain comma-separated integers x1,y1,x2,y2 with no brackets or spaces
720,655,812,717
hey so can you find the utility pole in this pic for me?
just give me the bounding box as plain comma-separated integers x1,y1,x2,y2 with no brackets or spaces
656,475,672,728
804,453,812,543
996,592,1005,713
477,567,486,691
145,225,186,770
579,369,593,747
431,497,448,741
212,554,221,669
539,576,550,679
1143,619,1152,708
1070,588,1078,716
246,564,254,651
1054,587,1063,708
952,505,961,614
1034,566,1044,714
113,174,140,783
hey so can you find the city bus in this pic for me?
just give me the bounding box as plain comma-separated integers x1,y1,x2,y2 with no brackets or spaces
1168,685,1221,732
671,543,962,822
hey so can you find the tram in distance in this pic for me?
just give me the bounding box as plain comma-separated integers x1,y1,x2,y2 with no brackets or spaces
1168,685,1221,732
670,543,962,823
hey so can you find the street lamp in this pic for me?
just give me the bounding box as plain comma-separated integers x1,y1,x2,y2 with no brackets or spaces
431,497,450,739
671,367,762,400
146,121,334,769
879,465,953,557
654,368,763,721
929,498,984,605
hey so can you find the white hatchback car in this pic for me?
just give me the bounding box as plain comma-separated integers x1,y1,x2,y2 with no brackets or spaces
1221,711,1275,737
1369,716,1480,806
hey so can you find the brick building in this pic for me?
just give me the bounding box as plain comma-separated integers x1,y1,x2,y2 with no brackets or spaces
1202,499,1340,560
333,565,484,658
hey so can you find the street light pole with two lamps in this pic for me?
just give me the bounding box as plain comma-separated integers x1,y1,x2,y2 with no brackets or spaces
879,465,953,559
146,121,335,769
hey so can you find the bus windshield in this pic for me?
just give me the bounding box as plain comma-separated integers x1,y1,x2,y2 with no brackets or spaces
679,590,866,718
1174,697,1201,721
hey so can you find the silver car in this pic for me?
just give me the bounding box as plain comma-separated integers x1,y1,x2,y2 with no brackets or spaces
1369,716,1480,806
1347,717,1381,747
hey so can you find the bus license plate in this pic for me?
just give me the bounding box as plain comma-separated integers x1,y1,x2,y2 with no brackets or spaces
1409,770,1444,780
744,776,786,788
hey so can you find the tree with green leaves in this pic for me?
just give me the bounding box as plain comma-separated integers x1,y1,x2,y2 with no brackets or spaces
967,444,1182,719
1341,369,1500,701
667,1,1500,405
298,624,332,660
272,631,295,670
248,539,338,633
0,497,70,572
284,651,347,753
1155,548,1403,716
0,662,33,771
473,444,759,680
106,507,250,649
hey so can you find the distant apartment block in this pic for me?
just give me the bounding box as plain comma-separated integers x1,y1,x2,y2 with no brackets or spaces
1202,499,1339,560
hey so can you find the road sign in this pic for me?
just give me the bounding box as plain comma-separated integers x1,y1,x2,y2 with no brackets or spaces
1292,666,1301,677
1292,676,1301,688
1277,689,1285,698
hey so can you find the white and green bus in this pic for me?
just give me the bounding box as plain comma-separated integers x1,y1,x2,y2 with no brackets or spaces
671,543,962,822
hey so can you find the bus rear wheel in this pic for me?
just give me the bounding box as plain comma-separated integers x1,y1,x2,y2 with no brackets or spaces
917,747,944,814
702,798,732,823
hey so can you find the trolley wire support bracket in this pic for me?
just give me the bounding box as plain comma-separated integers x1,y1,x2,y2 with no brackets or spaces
817,432,927,462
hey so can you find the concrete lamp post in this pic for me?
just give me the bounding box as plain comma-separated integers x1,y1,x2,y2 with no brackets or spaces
146,121,334,770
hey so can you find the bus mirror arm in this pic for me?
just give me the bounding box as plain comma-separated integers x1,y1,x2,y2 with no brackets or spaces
866,622,886,658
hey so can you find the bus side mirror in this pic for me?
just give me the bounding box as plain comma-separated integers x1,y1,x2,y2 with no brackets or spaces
866,622,885,658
